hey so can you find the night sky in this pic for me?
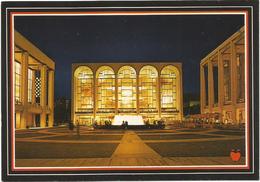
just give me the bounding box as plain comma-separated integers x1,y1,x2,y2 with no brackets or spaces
14,15,244,100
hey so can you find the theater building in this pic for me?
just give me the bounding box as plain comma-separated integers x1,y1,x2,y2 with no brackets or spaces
14,30,55,129
200,26,245,124
71,63,183,126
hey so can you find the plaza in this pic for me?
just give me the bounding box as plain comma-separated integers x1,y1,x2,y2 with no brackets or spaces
15,126,245,167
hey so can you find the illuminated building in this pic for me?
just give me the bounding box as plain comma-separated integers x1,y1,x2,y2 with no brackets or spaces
71,63,183,126
14,30,55,129
200,26,245,124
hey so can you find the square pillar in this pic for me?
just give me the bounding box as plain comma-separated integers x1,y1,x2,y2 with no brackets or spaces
40,65,47,127
20,51,29,129
208,60,214,112
218,51,224,121
157,75,161,118
115,75,118,114
48,70,54,127
200,64,206,113
136,74,139,114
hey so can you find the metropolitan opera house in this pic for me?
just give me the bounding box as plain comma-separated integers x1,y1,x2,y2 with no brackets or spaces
71,63,183,126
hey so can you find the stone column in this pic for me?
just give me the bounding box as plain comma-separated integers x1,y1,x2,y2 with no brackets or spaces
208,60,214,112
200,64,205,114
115,74,118,114
179,68,183,121
218,51,224,122
136,74,139,114
20,51,29,129
231,41,237,123
157,74,161,118
48,70,54,127
40,65,47,127
93,76,97,120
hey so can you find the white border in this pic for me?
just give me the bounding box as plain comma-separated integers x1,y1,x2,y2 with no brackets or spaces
5,6,254,176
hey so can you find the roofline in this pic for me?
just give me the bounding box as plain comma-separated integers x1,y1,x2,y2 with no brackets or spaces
200,26,244,65
14,30,55,70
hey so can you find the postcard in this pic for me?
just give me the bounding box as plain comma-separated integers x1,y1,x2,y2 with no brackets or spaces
1,1,259,181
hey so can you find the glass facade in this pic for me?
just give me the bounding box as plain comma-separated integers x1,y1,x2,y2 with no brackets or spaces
74,66,93,112
118,66,137,110
237,53,245,102
15,61,21,103
160,65,177,109
73,64,182,124
139,66,158,111
28,69,33,103
223,53,231,104
97,66,115,110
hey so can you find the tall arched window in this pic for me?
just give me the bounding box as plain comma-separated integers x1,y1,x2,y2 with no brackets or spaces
160,65,178,109
118,66,137,110
96,66,115,110
139,66,158,111
74,66,93,112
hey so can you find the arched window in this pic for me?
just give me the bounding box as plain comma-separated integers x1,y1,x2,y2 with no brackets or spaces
118,66,137,110
74,66,93,112
96,66,115,110
160,65,179,109
139,66,158,111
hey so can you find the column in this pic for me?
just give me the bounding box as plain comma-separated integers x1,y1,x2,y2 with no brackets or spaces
20,51,29,129
218,51,224,122
231,41,237,123
136,74,139,114
115,74,118,114
40,65,47,127
208,60,214,112
93,75,97,119
179,69,183,121
200,64,205,114
48,70,54,127
157,74,161,118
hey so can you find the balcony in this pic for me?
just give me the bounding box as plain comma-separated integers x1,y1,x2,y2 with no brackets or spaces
161,108,179,113
96,108,115,113
139,108,158,113
118,108,137,113
75,108,93,114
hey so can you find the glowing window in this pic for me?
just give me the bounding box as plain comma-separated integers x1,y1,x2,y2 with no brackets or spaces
74,66,93,112
15,61,21,103
118,66,136,109
160,65,178,108
139,66,158,109
28,69,33,103
96,66,115,109
222,49,231,104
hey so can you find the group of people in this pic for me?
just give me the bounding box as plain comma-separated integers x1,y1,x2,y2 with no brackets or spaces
121,120,129,129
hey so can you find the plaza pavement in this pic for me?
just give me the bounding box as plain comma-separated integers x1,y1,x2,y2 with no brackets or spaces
15,126,245,167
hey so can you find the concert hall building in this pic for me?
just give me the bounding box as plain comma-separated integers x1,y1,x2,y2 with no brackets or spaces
200,26,245,124
14,30,55,129
71,63,183,126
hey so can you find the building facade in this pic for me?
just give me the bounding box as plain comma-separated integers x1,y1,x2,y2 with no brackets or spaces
71,63,183,126
200,27,245,124
14,30,55,129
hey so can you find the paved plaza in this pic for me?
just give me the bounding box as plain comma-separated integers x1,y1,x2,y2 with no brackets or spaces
15,127,245,167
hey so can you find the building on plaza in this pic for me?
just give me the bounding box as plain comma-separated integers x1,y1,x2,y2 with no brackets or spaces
200,26,245,124
14,30,55,129
71,63,183,126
